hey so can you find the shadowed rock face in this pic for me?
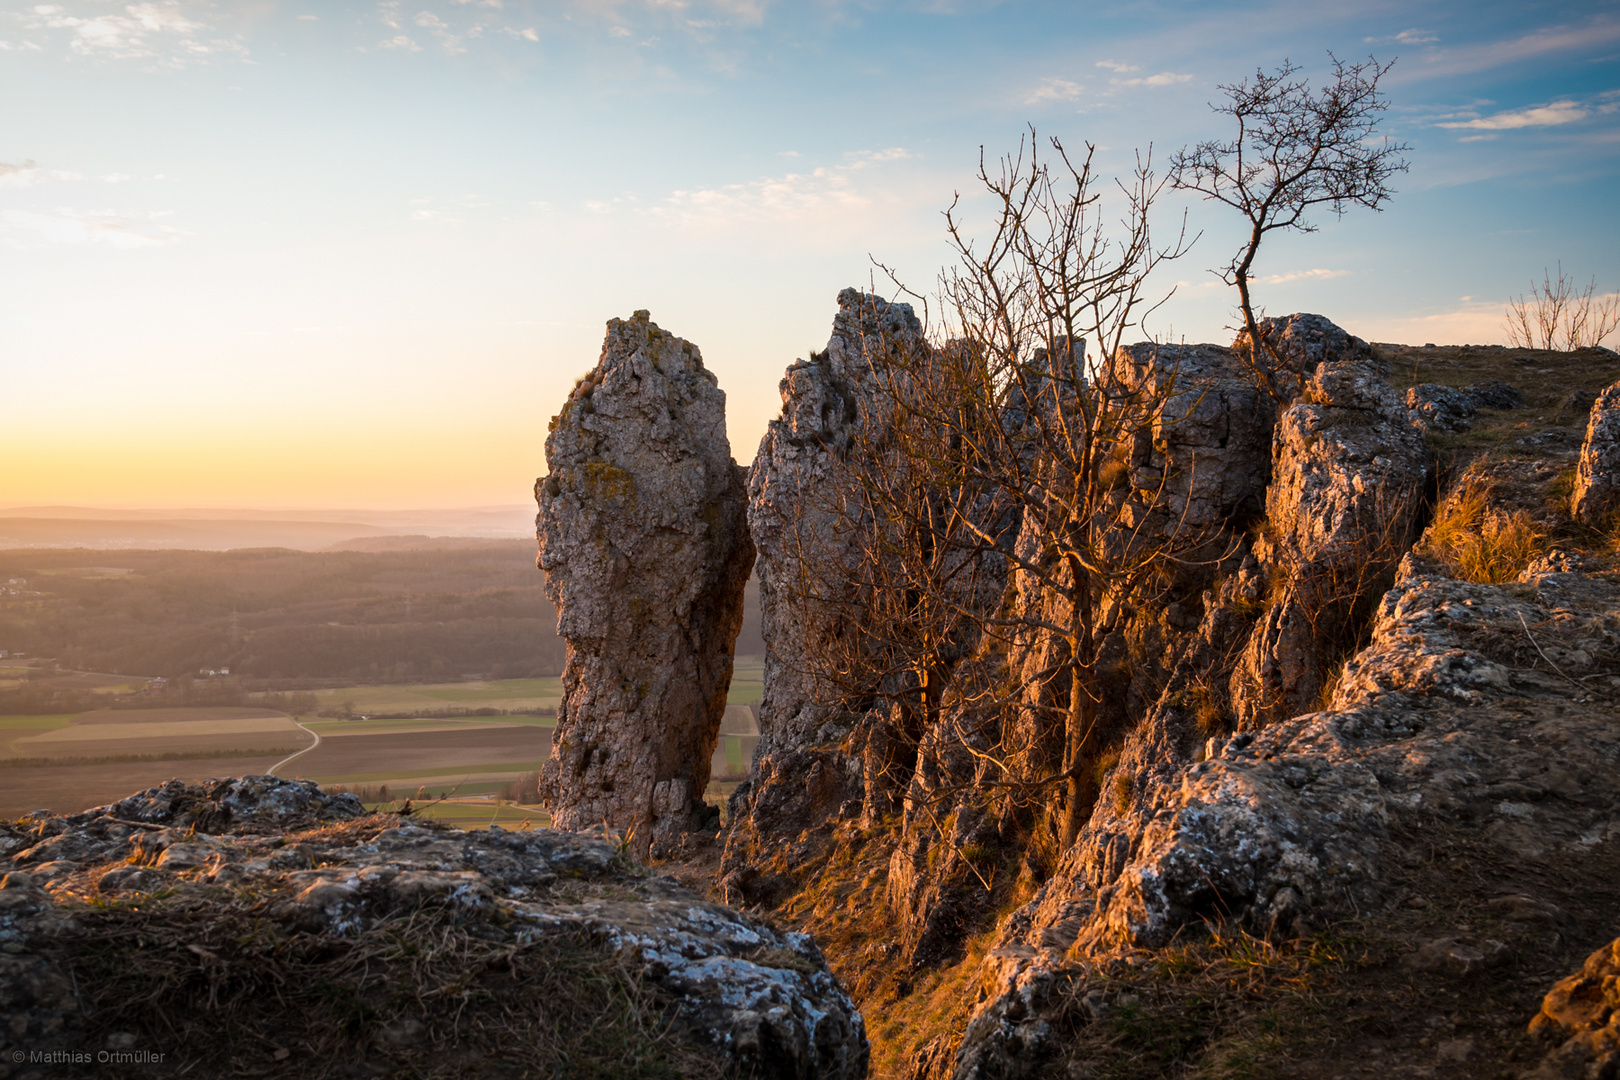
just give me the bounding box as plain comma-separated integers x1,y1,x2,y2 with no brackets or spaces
537,311,753,854
1572,381,1620,527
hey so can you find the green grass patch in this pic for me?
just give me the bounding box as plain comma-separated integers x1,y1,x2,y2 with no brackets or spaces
722,735,745,774
304,715,554,734
308,760,550,784
416,678,563,702
0,713,80,731
398,801,550,828
725,682,763,706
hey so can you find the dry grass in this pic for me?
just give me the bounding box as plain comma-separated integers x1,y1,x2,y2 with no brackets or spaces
865,924,1008,1079
1422,478,1549,584
1029,925,1373,1079
45,817,723,1080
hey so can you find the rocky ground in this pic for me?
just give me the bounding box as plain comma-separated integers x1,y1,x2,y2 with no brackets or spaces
1,777,864,1079
659,339,1620,1079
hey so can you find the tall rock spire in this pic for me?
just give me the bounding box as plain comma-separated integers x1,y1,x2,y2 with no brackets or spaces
536,310,753,855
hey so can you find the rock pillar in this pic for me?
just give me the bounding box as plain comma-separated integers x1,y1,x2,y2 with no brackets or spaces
1572,381,1620,527
536,310,753,854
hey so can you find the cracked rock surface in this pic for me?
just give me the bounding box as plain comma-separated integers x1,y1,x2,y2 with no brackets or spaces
537,309,753,854
951,555,1620,1079
1572,380,1620,527
0,776,866,1080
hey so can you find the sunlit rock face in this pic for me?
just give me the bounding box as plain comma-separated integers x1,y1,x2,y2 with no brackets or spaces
536,311,753,855
1229,315,1428,729
1572,381,1620,526
720,288,925,896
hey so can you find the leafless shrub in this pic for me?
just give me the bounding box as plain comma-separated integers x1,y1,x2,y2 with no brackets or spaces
786,130,1217,846
1170,55,1409,397
1504,263,1620,350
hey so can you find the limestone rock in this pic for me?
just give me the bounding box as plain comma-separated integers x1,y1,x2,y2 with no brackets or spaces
537,310,753,852
1406,383,1475,433
1570,381,1620,526
949,554,1620,1079
0,777,867,1080
1525,937,1620,1080
723,289,924,881
1466,379,1525,410
1115,342,1274,534
1230,317,1428,728
745,288,919,752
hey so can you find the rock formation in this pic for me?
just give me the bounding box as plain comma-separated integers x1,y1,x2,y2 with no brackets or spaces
1571,380,1620,526
883,339,1276,966
1229,317,1427,728
721,289,926,899
721,314,1433,964
950,551,1620,1078
537,311,753,854
1527,936,1620,1079
0,777,867,1080
1406,382,1475,433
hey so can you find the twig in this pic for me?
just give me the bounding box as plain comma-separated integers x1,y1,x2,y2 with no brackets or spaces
1516,611,1616,700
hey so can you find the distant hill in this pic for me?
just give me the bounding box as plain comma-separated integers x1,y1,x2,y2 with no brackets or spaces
0,542,763,693
0,517,397,552
0,505,533,551
323,535,532,553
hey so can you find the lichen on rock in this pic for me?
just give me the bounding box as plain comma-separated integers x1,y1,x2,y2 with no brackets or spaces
537,310,753,854
1571,380,1620,527
0,777,867,1079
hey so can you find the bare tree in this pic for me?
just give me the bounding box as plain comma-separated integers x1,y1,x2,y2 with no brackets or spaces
1170,55,1409,395
796,133,1209,847
1505,263,1620,350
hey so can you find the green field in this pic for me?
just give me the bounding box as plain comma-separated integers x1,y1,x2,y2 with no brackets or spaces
299,679,562,715
303,715,555,735
0,714,79,730
303,665,764,717
366,799,550,830
728,659,763,705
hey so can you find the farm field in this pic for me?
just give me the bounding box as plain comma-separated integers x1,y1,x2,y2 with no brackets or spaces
298,679,562,716
1,707,306,762
299,661,763,718
3,677,761,822
0,752,299,818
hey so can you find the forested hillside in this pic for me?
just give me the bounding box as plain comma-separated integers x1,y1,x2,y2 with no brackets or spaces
0,542,576,685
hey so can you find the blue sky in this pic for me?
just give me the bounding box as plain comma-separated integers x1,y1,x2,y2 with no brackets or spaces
2,0,1617,509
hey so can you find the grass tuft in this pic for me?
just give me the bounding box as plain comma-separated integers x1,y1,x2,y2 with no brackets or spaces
1421,478,1548,583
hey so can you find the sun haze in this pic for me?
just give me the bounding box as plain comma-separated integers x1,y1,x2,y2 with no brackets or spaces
2,0,1616,510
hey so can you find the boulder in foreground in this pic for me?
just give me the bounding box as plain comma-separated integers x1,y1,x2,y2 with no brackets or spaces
0,777,866,1080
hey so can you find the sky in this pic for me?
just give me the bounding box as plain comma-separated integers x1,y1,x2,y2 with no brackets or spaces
1,0,1617,512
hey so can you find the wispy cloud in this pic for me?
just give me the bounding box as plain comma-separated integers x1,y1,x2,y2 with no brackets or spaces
0,162,42,188
593,147,925,244
1257,268,1351,285
1027,77,1082,104
1365,28,1438,45
1399,15,1620,80
0,208,184,248
1095,59,1138,73
0,163,150,187
17,2,247,64
409,198,458,224
1110,71,1193,88
1351,298,1518,346
1437,100,1589,131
